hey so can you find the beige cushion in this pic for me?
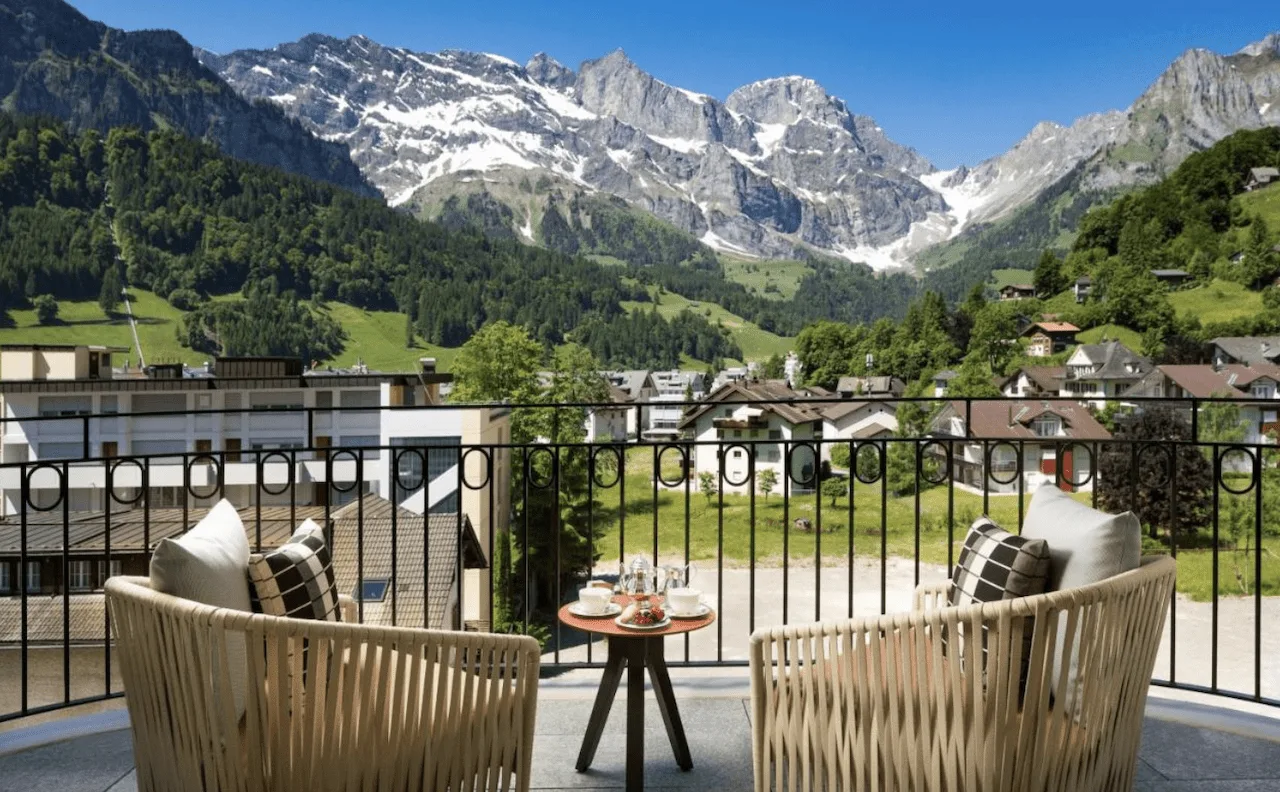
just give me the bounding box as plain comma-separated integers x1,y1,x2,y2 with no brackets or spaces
1021,485,1141,592
149,498,251,717
1021,484,1141,707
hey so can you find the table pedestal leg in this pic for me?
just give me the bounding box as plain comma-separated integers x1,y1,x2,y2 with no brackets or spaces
575,639,625,772
646,638,693,770
574,635,695,792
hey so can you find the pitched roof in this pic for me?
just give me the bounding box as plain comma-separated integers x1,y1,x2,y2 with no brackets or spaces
0,593,109,644
1209,337,1280,366
678,380,831,430
604,370,654,398
1148,365,1247,398
937,400,1111,440
835,375,905,396
1251,167,1279,179
1072,342,1152,380
1026,321,1080,335
999,366,1066,393
0,505,321,556
329,495,485,630
1150,269,1190,278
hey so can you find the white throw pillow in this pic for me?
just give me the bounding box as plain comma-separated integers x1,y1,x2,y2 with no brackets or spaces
1021,484,1141,710
149,498,251,718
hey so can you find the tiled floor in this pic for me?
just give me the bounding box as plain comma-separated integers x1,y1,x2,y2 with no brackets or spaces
2,693,1279,790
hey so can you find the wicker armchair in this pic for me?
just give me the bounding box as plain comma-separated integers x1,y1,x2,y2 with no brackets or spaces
106,576,540,792
749,555,1175,792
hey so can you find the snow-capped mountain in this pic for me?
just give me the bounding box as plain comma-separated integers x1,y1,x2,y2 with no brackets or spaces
198,31,1280,268
197,37,944,263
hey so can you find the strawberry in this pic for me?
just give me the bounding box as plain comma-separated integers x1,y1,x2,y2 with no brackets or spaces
650,607,665,621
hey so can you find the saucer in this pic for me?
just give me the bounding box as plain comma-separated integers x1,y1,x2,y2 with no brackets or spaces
614,614,672,630
668,604,711,619
568,601,622,618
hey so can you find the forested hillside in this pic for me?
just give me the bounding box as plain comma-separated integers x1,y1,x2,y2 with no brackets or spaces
0,114,742,368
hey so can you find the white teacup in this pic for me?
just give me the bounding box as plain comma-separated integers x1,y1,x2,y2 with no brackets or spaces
666,587,702,616
578,585,613,615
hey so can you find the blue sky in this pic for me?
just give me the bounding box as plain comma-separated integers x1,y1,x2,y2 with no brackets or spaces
73,0,1279,169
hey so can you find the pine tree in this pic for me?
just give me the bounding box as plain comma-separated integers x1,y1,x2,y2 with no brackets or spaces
1033,250,1065,297
98,265,121,315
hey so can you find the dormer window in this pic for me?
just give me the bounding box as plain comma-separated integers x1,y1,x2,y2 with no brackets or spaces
1032,417,1060,437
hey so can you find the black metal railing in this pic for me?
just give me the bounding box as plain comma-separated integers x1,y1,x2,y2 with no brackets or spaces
0,395,1277,723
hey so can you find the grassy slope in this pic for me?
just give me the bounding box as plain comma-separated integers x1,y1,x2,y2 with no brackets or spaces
0,290,192,368
1169,280,1264,325
1076,324,1143,349
718,253,813,300
0,291,457,375
1237,183,1280,227
622,284,794,364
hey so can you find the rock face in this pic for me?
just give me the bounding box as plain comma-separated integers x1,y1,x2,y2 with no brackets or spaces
939,33,1280,227
201,38,944,262
0,0,375,197
198,29,1280,267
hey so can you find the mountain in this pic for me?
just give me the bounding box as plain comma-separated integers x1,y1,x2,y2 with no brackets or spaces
918,32,1280,296
0,0,374,196
198,36,946,264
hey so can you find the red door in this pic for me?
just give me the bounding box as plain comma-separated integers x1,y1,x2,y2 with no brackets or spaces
1060,449,1074,492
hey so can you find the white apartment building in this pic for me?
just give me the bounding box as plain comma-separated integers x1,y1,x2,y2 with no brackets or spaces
0,345,512,627
647,370,706,441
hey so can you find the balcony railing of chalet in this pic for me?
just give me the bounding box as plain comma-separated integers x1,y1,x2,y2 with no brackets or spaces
0,396,1277,724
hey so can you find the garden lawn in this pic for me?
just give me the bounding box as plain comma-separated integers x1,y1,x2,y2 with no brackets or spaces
1168,280,1265,325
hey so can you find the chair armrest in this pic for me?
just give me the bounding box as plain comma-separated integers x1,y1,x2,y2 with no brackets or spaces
338,593,357,623
913,580,953,612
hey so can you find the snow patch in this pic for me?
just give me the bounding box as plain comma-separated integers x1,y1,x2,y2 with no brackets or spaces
1261,102,1273,116
268,93,297,105
251,65,274,77
753,123,788,157
648,134,708,154
520,209,534,241
674,86,712,103
481,52,519,68
701,229,752,256
389,141,540,206
528,82,596,120
724,146,767,176
918,168,997,239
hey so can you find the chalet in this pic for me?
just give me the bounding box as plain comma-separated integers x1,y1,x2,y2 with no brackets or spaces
678,380,828,493
933,370,958,398
999,283,1037,301
1126,363,1280,445
820,400,898,446
1020,321,1080,357
1059,341,1152,406
1210,337,1280,368
584,384,633,443
602,370,657,440
998,366,1066,398
929,400,1111,493
1246,167,1279,191
1074,275,1093,304
835,375,906,399
1150,269,1191,288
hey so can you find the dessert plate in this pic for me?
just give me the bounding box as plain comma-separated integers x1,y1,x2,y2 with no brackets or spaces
668,604,712,619
567,602,622,618
614,614,671,630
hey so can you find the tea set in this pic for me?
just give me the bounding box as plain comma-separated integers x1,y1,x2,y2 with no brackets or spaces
567,556,709,629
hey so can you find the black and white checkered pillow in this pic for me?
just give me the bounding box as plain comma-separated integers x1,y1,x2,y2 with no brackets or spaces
951,517,1051,607
248,519,341,622
950,517,1050,691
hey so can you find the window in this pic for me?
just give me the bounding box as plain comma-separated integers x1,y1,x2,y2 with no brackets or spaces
340,390,381,409
1253,383,1274,399
69,561,92,592
391,437,461,511
357,579,391,602
100,396,119,415
1032,417,1060,438
132,393,187,413
0,563,10,593
101,441,118,458
315,391,333,409
722,408,733,418
732,450,743,459
38,396,93,417
97,560,123,587
768,429,782,440
250,392,304,411
25,561,40,593
733,430,741,438
195,394,213,410
340,435,380,459
38,442,83,460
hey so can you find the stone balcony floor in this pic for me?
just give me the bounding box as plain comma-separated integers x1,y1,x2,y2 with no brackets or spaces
2,672,1280,791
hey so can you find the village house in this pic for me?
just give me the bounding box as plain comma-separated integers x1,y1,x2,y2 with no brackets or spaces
1150,269,1192,288
998,283,1036,301
1073,275,1093,304
678,380,828,494
646,370,707,441
602,370,657,440
584,383,633,443
1126,363,1280,445
933,369,958,398
1209,337,1280,368
997,366,1066,398
929,400,1111,493
1059,341,1152,406
835,375,906,399
1245,166,1279,191
1020,321,1080,357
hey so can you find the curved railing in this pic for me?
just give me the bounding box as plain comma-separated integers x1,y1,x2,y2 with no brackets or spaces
1,394,1276,723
